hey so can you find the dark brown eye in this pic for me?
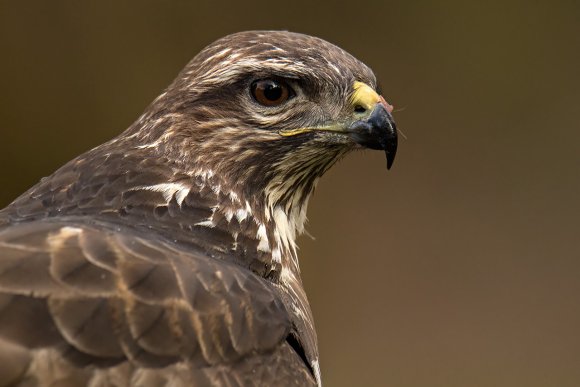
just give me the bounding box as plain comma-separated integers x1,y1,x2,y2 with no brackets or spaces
251,79,292,106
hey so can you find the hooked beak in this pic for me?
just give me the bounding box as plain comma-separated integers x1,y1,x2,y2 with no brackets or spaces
348,102,398,169
278,81,398,169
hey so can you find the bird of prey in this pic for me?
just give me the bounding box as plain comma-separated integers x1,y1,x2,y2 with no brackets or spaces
0,31,397,386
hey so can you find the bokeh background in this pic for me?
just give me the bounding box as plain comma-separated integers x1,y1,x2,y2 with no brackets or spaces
1,1,579,386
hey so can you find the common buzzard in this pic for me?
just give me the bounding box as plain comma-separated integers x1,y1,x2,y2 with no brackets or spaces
0,31,397,386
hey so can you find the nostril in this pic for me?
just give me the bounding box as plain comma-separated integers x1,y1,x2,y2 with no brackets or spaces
354,105,366,113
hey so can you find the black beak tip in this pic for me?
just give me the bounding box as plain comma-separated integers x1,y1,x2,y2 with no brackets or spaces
385,137,397,170
371,103,398,171
383,113,398,170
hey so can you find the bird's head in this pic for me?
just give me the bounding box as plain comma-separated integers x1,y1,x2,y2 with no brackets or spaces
125,30,397,258
133,31,396,193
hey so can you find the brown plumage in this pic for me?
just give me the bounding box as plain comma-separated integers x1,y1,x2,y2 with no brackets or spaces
0,31,397,386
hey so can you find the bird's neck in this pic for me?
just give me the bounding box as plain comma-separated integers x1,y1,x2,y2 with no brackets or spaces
180,166,315,280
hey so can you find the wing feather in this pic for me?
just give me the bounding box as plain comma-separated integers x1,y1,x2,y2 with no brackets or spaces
0,220,315,385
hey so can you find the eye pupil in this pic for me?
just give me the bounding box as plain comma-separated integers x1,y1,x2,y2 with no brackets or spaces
263,82,282,101
251,79,292,106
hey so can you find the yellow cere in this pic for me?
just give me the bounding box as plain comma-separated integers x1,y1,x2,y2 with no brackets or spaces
350,81,380,111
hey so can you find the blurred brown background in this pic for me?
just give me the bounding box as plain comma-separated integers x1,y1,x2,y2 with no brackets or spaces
1,1,579,386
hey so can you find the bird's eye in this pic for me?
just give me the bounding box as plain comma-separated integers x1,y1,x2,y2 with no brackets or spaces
251,79,293,106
